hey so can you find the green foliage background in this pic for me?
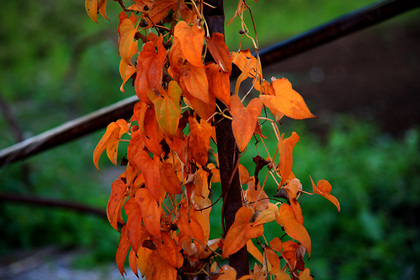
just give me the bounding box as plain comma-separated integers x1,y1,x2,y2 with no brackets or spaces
0,1,419,279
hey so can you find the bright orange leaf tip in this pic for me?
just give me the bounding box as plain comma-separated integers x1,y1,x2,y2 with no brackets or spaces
85,0,109,23
259,77,316,120
310,177,340,212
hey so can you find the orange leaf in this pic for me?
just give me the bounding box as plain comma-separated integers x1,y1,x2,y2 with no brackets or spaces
188,116,213,167
217,265,237,280
310,178,340,212
299,268,314,280
147,0,178,27
276,204,311,256
180,63,209,104
206,33,232,73
98,0,109,20
135,188,162,239
93,122,119,171
106,119,129,167
148,81,182,137
142,106,164,156
222,207,264,258
230,95,262,152
154,232,182,268
176,201,205,245
137,245,152,277
118,18,138,65
278,132,299,187
231,50,262,95
283,178,304,224
133,149,162,202
160,162,182,194
119,60,136,92
259,78,316,120
145,250,178,280
128,248,138,277
253,203,278,226
247,239,263,265
85,0,98,23
107,177,127,231
116,225,130,276
174,21,204,68
245,182,269,212
124,197,142,252
206,62,231,107
264,246,281,275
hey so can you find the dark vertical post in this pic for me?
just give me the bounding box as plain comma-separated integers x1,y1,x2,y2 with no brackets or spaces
204,1,249,278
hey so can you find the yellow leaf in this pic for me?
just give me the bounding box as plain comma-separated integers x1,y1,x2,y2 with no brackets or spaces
85,0,98,23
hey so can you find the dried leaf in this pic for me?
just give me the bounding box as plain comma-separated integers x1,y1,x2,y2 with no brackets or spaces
145,250,177,280
264,246,281,275
311,178,340,212
230,95,262,152
247,239,263,264
98,0,109,20
176,201,205,245
124,197,142,252
93,122,120,172
283,178,304,224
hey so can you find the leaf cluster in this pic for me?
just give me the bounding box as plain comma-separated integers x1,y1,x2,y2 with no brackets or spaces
87,1,339,279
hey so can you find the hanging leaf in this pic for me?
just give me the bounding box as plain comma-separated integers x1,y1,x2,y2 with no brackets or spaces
206,33,232,73
93,122,120,172
124,197,142,252
128,249,138,277
310,177,340,212
247,239,264,265
85,0,98,23
136,188,162,239
153,232,183,268
206,62,231,107
145,250,178,280
283,178,304,224
133,149,162,202
107,177,127,231
259,78,316,120
116,225,130,276
222,207,264,258
180,62,209,104
98,0,109,20
217,265,237,280
174,21,204,68
148,81,182,137
188,116,213,167
159,162,182,194
176,201,205,245
264,246,281,276
245,182,269,211
253,203,278,226
146,0,178,27
278,132,299,187
276,204,311,256
230,95,262,152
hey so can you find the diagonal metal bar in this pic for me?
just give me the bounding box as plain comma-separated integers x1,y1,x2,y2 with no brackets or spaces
257,0,420,66
0,0,419,167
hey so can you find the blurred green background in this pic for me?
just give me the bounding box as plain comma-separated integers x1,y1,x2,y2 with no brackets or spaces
1,1,419,279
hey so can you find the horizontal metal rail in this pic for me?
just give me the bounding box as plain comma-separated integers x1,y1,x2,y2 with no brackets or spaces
0,0,419,167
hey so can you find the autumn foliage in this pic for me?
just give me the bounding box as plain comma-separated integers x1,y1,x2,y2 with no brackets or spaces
87,0,339,279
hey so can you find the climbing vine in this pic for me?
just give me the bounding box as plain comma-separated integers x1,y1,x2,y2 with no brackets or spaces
86,0,340,279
